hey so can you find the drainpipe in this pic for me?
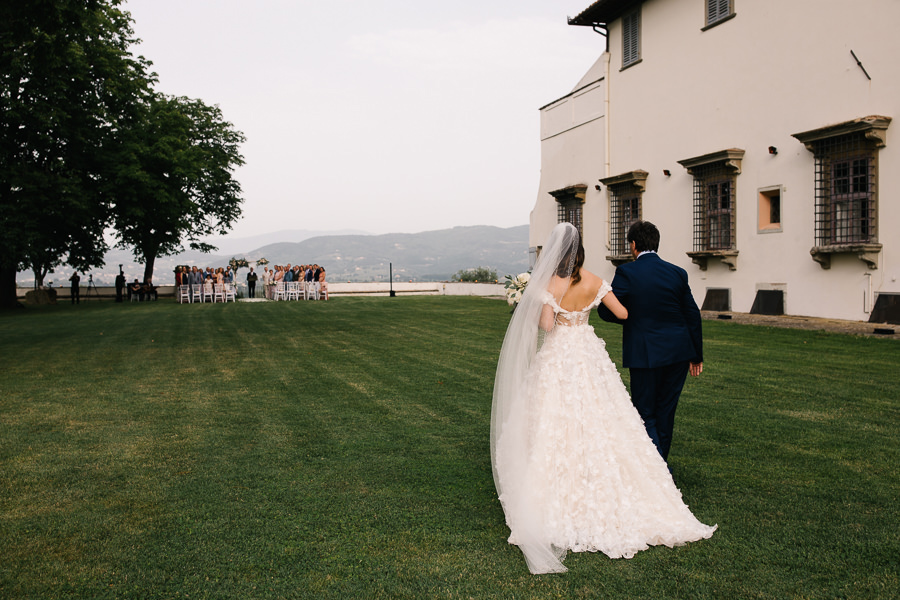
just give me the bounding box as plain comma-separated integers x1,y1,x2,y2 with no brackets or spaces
604,51,611,180
589,24,611,179
865,271,872,314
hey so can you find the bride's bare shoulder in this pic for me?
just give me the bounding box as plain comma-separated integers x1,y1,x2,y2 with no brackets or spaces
546,274,568,295
580,269,603,286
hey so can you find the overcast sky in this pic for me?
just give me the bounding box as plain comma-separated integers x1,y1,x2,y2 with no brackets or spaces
123,0,604,239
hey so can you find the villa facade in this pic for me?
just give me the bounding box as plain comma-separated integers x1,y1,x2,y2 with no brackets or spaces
532,0,900,323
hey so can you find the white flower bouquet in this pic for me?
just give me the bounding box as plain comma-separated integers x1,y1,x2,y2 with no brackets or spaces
504,272,531,306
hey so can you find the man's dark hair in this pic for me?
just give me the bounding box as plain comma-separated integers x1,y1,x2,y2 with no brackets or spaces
627,220,660,252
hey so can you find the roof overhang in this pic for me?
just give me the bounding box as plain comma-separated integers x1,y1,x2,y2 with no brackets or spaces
568,0,643,26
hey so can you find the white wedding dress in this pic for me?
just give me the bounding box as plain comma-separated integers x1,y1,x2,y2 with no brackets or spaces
501,282,716,569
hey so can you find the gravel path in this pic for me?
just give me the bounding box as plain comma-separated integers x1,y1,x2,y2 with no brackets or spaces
702,311,898,339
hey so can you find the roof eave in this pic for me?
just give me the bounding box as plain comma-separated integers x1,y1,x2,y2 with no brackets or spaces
568,0,643,26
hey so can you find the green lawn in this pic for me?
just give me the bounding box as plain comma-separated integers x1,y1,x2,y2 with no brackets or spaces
1,297,897,599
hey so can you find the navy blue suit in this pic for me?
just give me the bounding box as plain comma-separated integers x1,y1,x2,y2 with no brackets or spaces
598,252,703,462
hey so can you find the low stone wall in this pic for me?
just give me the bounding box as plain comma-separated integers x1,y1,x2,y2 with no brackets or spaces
327,282,505,297
17,282,507,301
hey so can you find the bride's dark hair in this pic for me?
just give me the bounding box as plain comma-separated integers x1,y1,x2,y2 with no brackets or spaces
556,237,585,285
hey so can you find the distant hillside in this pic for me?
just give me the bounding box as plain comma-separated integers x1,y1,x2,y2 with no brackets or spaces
245,225,529,282
16,225,530,286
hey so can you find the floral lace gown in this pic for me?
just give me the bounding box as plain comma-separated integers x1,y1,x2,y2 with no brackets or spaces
517,282,716,560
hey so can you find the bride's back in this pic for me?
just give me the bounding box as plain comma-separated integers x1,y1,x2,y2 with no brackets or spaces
558,269,604,312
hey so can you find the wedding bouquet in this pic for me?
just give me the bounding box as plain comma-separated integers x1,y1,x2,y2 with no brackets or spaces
504,272,530,306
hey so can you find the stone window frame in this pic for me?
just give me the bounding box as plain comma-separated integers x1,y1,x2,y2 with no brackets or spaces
792,115,891,270
677,148,744,271
550,184,587,240
600,170,648,266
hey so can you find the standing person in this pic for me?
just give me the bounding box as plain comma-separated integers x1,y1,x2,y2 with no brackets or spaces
491,222,715,574
247,267,257,298
69,271,81,304
189,266,202,301
262,266,271,299
115,268,125,302
312,264,323,299
318,266,328,300
597,220,704,464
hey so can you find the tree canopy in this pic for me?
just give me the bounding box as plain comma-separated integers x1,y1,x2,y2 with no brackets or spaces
0,0,247,307
111,93,246,283
0,0,154,307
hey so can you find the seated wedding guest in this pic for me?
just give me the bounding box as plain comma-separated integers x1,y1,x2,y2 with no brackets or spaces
142,278,158,301
128,279,142,301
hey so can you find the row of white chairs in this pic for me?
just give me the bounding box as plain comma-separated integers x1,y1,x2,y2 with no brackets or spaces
270,281,326,301
177,283,236,304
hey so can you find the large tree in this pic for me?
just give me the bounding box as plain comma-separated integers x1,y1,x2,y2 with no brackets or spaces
0,0,153,308
111,93,246,283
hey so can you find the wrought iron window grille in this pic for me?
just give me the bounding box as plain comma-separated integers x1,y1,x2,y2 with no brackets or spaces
792,116,890,269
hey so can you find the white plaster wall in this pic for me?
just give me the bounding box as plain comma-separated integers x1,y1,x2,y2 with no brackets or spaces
533,72,610,280
590,0,900,320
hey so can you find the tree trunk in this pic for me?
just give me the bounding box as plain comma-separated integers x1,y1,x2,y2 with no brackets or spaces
143,254,156,284
0,264,22,309
31,264,47,288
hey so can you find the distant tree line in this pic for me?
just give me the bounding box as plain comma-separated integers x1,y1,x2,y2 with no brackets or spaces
452,266,498,283
0,0,245,309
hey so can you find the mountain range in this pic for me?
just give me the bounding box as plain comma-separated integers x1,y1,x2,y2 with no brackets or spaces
19,225,530,287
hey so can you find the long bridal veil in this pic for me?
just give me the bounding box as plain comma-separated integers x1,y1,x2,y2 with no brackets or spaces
490,222,580,574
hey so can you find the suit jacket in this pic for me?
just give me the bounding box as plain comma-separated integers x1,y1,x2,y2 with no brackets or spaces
597,253,702,369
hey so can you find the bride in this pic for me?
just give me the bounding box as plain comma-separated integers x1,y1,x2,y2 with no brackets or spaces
490,222,716,574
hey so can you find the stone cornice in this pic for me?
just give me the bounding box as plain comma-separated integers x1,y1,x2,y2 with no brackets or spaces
792,115,892,152
549,184,588,204
677,149,745,175
599,170,649,192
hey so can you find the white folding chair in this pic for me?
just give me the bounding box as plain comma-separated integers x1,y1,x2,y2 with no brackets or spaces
286,281,300,301
305,281,318,300
224,283,236,302
202,282,213,303
272,281,286,301
178,285,191,304
213,283,225,303
192,284,202,303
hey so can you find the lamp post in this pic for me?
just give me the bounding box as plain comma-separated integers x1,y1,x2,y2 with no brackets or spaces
389,263,396,297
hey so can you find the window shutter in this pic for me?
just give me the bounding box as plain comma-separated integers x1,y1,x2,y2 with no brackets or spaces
622,10,640,66
707,0,731,25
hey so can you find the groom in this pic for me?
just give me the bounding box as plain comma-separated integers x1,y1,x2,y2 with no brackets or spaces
598,220,703,464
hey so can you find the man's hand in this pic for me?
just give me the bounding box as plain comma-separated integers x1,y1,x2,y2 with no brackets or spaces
689,362,703,377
